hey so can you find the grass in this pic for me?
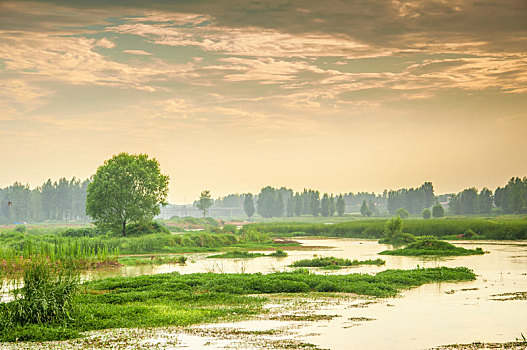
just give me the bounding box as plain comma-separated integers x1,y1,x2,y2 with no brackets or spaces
245,217,527,240
0,266,476,342
118,255,188,266
0,230,298,272
207,249,289,259
0,259,79,338
291,257,385,268
379,237,485,256
378,232,418,245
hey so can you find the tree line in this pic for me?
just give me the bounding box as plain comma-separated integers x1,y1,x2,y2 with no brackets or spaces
0,178,90,224
2,176,527,224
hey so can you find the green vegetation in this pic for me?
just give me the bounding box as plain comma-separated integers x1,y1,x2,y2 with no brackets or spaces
164,216,220,231
207,250,266,259
378,216,417,245
268,249,288,257
422,208,431,219
379,237,485,256
243,193,256,219
0,228,297,272
291,257,385,268
246,217,527,240
197,190,214,218
119,255,188,266
396,207,409,219
378,232,417,245
207,249,288,259
0,266,476,342
0,260,79,338
360,200,372,217
432,204,445,218
86,153,169,236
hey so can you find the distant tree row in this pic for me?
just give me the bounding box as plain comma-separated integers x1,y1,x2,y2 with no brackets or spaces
386,182,436,215
0,178,90,223
493,177,527,214
234,187,346,219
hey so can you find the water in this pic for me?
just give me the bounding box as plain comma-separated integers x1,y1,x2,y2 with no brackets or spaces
3,238,526,349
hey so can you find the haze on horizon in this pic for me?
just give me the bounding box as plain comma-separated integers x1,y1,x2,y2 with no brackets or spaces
0,0,526,203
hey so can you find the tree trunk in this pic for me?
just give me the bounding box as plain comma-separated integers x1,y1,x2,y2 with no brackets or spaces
122,220,126,236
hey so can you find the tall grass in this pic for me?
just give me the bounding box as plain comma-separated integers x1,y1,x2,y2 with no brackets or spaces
0,259,79,332
0,229,279,272
246,218,527,240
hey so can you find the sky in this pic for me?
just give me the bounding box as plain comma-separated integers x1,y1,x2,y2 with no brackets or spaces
0,0,526,203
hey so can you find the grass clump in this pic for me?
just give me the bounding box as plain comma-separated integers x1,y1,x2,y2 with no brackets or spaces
0,260,80,340
119,255,188,266
0,266,475,342
268,249,288,257
207,249,288,259
292,257,385,268
379,237,485,256
379,232,417,245
207,250,266,259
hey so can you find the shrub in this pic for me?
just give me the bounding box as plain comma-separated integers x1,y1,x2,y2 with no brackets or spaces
125,222,169,236
222,224,238,234
432,204,444,218
422,208,431,219
396,208,410,219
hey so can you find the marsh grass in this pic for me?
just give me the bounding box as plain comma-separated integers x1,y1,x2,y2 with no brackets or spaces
291,257,385,268
379,238,485,256
247,218,527,240
0,266,475,342
0,259,80,339
207,249,288,259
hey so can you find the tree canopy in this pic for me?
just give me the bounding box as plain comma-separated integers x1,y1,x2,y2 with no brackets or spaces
86,153,169,236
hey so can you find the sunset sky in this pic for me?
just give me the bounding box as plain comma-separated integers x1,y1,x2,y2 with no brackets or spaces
1,0,526,203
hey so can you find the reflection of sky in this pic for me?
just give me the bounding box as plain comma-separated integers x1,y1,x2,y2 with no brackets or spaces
1,1,526,202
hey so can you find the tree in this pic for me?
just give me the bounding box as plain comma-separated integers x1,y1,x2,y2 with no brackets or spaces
360,200,372,217
432,204,444,218
336,195,345,216
197,190,214,218
329,195,336,217
320,193,330,217
243,193,255,219
384,216,403,239
286,197,294,217
396,207,409,219
422,208,431,219
309,191,320,217
86,153,169,236
293,193,303,217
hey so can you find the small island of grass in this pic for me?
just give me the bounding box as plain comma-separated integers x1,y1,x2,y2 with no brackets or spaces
291,256,385,268
379,238,485,256
207,249,288,259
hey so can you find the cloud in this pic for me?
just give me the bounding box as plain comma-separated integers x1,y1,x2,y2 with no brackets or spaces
0,31,198,91
108,22,389,59
95,38,115,48
123,49,153,55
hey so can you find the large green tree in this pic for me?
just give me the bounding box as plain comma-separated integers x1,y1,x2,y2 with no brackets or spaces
86,153,169,236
